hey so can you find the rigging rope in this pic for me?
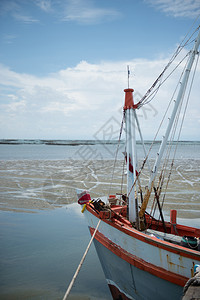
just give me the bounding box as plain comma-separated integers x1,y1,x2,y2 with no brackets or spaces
127,30,199,217
120,145,126,197
139,52,190,107
108,112,125,198
127,76,182,200
160,51,200,210
137,25,200,109
110,23,199,224
149,49,200,224
152,100,183,223
62,219,101,300
150,69,186,221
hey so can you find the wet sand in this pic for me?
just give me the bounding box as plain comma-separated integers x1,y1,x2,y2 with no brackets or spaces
0,159,199,219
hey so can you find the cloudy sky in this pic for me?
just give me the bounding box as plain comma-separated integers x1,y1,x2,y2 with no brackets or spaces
0,0,200,140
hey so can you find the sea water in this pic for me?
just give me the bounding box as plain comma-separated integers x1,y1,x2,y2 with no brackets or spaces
0,140,200,160
0,141,200,299
0,206,111,300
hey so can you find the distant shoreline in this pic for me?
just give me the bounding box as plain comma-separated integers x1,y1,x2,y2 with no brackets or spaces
0,139,118,146
0,139,199,146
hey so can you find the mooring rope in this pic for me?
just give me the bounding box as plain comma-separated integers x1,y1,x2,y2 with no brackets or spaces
62,219,101,300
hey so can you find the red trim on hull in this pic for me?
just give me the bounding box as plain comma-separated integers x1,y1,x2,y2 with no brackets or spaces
86,204,200,261
108,284,132,300
90,228,188,287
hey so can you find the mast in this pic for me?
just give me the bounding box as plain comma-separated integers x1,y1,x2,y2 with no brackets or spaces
139,27,200,225
124,88,138,225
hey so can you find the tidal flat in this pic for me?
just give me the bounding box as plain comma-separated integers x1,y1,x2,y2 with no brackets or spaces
0,158,199,218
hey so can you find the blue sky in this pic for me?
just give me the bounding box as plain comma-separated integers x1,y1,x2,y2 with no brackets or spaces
0,0,200,140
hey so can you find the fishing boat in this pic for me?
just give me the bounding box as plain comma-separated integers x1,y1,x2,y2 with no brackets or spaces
78,25,200,300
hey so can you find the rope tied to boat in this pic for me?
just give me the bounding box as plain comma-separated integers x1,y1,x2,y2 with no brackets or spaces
182,266,200,299
62,219,101,300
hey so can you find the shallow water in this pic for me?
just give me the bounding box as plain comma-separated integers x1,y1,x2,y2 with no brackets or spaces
0,205,111,300
0,143,200,299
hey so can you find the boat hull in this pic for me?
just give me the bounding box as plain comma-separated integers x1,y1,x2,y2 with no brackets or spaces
94,238,183,300
84,206,200,300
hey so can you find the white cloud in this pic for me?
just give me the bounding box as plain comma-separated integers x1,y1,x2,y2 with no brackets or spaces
5,99,26,112
36,0,52,12
13,12,39,23
0,0,39,23
3,34,17,44
62,0,121,24
0,0,121,25
145,0,200,18
0,49,199,139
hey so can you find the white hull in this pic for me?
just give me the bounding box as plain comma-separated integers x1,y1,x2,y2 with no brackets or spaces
84,208,200,300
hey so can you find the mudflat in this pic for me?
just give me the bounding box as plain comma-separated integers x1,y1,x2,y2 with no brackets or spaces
0,159,199,219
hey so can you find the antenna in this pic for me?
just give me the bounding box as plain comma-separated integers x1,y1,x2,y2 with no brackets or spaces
127,65,130,88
